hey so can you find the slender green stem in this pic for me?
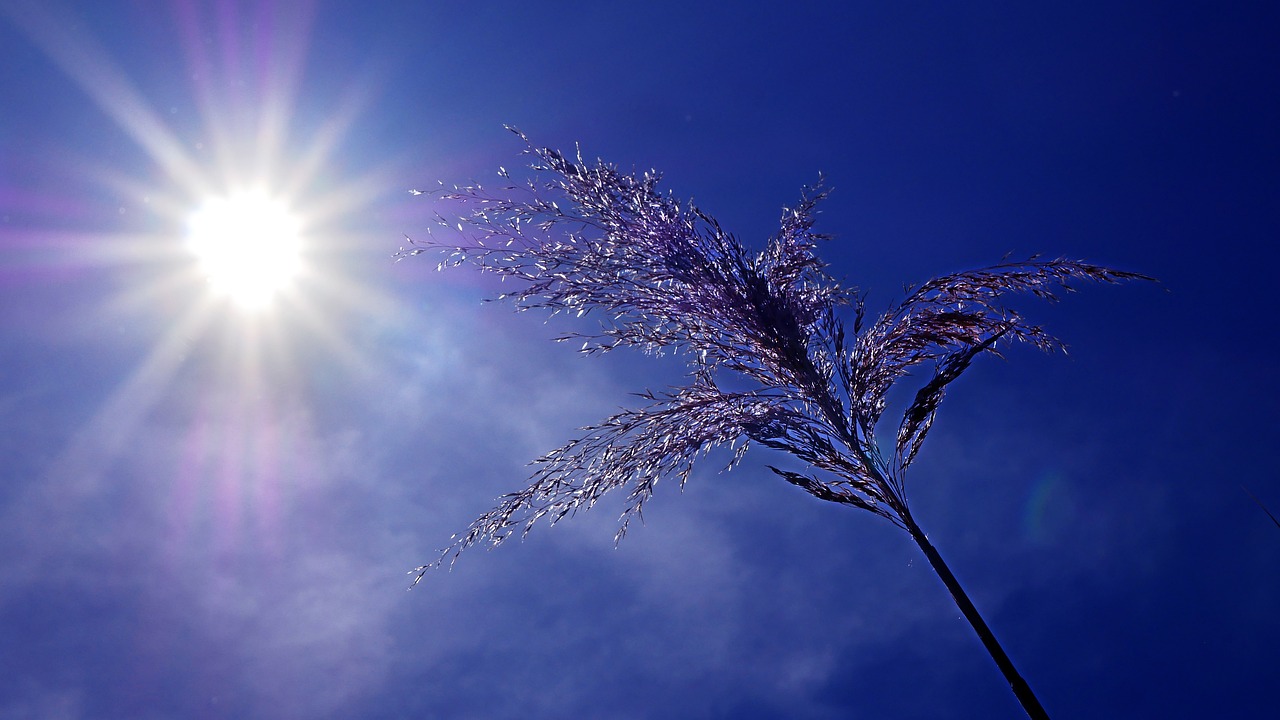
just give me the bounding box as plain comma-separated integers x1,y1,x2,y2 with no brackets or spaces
901,513,1050,720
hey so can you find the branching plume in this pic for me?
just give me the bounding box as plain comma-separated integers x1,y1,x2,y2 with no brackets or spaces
400,127,1152,719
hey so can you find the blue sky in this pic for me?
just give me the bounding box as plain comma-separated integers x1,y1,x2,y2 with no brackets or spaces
1,2,1277,718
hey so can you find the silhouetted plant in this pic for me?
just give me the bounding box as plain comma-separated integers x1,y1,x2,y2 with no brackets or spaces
400,128,1151,719
1244,486,1280,530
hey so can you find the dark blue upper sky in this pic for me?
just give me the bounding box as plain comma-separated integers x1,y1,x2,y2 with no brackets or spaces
1,2,1277,718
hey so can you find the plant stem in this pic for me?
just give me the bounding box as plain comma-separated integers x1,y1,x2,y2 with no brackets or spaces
901,513,1051,720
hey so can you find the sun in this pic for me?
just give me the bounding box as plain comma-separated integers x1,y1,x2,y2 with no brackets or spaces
186,189,303,310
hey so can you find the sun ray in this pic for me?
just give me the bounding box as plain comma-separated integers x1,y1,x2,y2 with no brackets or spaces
3,2,208,197
41,305,215,491
279,79,381,201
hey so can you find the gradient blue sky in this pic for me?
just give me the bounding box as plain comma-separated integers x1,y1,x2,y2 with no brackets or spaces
1,2,1277,719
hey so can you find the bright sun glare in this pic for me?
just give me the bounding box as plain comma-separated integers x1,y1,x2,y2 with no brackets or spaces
186,190,302,310
10,2,404,564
